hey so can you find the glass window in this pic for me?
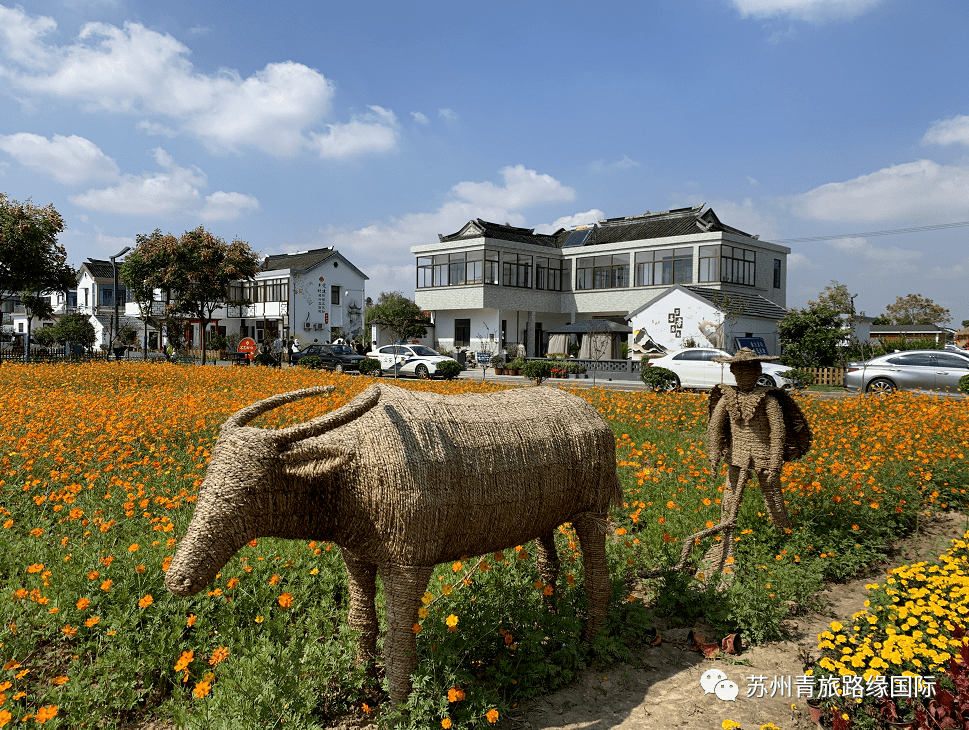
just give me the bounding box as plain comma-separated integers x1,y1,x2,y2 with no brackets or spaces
773,259,781,289
502,253,532,288
417,256,433,288
536,257,564,291
937,354,969,369
331,285,340,305
454,318,470,347
719,245,756,286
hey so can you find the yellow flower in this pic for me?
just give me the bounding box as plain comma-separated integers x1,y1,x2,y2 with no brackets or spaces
722,722,741,730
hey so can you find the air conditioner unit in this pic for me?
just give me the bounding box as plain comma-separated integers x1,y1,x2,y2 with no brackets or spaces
314,323,324,331
303,322,311,331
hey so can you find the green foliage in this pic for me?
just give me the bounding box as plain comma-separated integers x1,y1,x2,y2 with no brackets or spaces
881,292,951,326
809,280,855,316
51,313,98,348
508,358,526,371
358,357,382,375
253,352,278,366
33,326,57,346
208,333,228,352
566,361,586,374
777,304,847,368
640,364,677,391
784,368,816,386
295,355,323,369
960,374,969,394
489,354,504,369
435,360,462,379
365,292,429,343
521,359,553,384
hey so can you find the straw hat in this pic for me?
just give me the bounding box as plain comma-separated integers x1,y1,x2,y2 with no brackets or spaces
712,347,780,365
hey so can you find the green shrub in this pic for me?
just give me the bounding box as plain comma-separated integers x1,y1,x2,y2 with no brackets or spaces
435,360,462,380
508,358,526,371
295,355,322,369
521,359,553,384
784,368,816,387
566,361,586,374
640,364,677,391
960,374,969,394
490,354,504,369
358,357,382,376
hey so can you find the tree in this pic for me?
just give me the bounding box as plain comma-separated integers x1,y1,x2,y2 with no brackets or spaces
124,226,260,365
963,319,969,329
0,194,76,357
809,280,856,316
881,293,951,326
51,313,97,349
777,304,847,369
120,230,174,354
365,291,429,378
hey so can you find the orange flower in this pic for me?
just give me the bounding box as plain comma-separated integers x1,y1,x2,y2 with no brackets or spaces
174,650,194,672
26,563,44,573
193,680,211,699
84,616,100,628
87,571,99,580
138,594,153,608
187,614,197,627
452,561,463,572
128,543,139,552
362,703,371,714
35,705,58,724
209,647,229,665
447,687,466,702
278,592,294,608
412,623,422,634
51,676,69,686
269,574,280,586
486,709,499,723
445,614,459,631
100,580,112,592
442,719,452,729
61,625,77,638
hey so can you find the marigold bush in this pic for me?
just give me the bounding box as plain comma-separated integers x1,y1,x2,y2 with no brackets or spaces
0,363,967,728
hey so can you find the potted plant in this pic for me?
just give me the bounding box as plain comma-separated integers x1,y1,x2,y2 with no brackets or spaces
508,357,525,375
490,354,505,375
567,361,586,378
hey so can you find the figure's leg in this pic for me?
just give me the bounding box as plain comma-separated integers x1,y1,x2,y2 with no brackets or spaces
699,464,748,575
572,514,610,639
381,564,434,706
535,532,560,612
343,550,378,666
758,468,791,530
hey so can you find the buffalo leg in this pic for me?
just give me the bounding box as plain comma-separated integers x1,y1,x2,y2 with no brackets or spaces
381,563,434,706
535,532,560,612
573,514,610,639
343,550,378,666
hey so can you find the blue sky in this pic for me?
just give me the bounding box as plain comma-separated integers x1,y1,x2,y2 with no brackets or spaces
1,0,967,322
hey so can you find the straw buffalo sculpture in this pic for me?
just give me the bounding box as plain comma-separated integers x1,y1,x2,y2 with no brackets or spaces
166,383,621,704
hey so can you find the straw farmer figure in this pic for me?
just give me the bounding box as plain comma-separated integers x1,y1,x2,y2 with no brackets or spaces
699,348,812,574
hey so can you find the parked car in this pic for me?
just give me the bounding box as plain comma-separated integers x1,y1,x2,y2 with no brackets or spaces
644,348,801,390
368,344,458,379
843,349,969,394
290,343,365,372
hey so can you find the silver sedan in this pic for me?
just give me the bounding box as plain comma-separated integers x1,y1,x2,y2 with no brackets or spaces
843,350,969,394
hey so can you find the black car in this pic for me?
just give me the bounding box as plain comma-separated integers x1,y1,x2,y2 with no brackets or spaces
290,343,365,372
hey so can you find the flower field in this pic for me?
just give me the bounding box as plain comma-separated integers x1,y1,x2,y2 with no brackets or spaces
1,363,968,729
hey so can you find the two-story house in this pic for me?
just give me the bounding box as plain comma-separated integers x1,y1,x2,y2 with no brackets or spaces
412,204,791,355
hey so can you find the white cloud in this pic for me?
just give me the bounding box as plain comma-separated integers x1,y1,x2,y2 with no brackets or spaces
828,236,922,278
286,166,575,297
791,160,969,223
451,165,575,210
787,252,819,271
534,209,604,234
70,147,258,220
591,155,640,172
708,197,778,240
926,263,965,280
0,8,399,159
309,106,399,159
201,191,260,221
411,111,429,125
438,108,458,121
0,132,120,184
729,0,884,21
923,115,969,147
94,229,135,253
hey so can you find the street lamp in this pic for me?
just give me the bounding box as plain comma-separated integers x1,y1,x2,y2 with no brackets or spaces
109,246,131,358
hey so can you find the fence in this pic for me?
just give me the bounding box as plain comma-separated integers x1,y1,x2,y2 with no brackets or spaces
800,367,845,386
0,345,109,363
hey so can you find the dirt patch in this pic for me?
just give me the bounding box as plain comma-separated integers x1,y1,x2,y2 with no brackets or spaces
496,511,969,730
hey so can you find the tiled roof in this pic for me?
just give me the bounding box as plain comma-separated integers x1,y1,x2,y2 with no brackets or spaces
81,259,116,279
870,324,948,334
568,205,755,247
262,248,337,272
683,285,788,321
439,219,560,248
92,314,152,330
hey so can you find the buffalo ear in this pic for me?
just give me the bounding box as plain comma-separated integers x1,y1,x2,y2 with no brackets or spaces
281,441,354,479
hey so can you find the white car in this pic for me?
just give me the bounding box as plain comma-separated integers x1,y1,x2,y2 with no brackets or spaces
644,348,800,390
368,344,458,379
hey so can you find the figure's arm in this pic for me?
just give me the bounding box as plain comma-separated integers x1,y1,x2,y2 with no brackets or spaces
766,395,785,472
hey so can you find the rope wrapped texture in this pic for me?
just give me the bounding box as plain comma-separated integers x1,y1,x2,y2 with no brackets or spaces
166,383,621,705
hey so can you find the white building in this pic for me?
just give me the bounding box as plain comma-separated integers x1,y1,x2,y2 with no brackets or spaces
412,204,791,356
223,247,368,347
